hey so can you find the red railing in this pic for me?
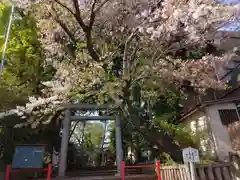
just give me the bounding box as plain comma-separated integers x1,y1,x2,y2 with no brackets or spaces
121,160,161,180
5,164,52,180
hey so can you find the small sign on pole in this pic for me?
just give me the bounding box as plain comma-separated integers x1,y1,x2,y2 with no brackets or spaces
182,147,200,163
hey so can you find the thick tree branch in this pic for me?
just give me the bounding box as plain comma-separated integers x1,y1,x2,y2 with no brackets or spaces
70,0,100,61
50,7,77,45
53,0,104,62
72,0,88,30
84,0,99,61
89,0,97,29
85,31,100,61
55,18,77,45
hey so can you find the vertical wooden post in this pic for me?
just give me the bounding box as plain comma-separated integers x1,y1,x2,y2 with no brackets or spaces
58,109,71,177
189,162,197,180
207,166,214,180
156,160,161,180
47,164,52,180
121,161,125,180
184,163,191,180
115,114,123,175
215,167,223,180
4,165,11,180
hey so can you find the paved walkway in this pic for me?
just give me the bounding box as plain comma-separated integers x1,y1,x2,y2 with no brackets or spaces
43,174,156,180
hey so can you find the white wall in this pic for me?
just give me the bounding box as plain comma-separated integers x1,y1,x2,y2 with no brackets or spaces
205,103,235,161
183,111,216,158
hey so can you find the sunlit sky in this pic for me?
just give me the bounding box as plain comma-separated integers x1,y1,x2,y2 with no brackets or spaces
219,0,240,31
220,0,240,3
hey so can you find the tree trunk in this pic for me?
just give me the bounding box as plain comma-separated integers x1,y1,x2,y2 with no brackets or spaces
144,128,183,162
121,33,183,163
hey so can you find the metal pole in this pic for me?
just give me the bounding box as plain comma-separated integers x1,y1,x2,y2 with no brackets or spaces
58,109,71,177
0,5,14,78
115,114,123,176
189,162,196,180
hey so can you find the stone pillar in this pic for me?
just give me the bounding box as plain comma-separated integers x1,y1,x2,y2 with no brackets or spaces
115,114,123,175
58,109,71,177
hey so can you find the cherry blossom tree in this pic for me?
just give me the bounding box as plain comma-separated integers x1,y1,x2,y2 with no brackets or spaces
2,0,239,161
7,0,238,115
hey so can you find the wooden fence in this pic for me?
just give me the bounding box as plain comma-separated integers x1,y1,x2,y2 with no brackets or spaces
159,163,234,180
158,153,240,180
159,164,190,180
192,163,232,180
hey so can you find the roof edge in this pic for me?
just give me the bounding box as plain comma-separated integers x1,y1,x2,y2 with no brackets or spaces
180,96,240,122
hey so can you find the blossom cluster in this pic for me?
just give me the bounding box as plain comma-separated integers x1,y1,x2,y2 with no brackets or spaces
5,0,240,126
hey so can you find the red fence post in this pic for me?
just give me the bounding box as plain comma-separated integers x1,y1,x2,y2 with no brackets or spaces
5,165,11,180
121,161,125,180
156,160,161,180
47,164,52,180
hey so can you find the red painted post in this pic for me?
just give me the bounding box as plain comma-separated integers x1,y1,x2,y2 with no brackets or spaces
121,161,125,180
156,160,161,180
47,164,52,180
5,165,11,180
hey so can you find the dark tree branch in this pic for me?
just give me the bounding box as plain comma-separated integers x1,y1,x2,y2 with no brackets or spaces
85,31,100,61
54,0,102,61
55,19,77,45
70,0,100,61
54,0,75,17
89,0,97,29
50,7,77,45
81,0,100,61
69,121,79,141
94,0,110,13
72,0,88,31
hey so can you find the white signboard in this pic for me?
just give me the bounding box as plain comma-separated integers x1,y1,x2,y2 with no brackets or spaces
182,147,200,163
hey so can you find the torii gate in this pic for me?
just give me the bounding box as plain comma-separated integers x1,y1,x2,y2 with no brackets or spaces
58,103,123,177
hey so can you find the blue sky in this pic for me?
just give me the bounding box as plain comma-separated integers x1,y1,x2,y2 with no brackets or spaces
218,0,240,31
220,0,240,4
218,21,240,32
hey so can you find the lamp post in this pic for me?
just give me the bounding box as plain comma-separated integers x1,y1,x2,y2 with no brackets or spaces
0,4,15,78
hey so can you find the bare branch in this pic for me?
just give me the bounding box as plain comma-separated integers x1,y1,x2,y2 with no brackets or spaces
54,0,75,17
94,0,110,13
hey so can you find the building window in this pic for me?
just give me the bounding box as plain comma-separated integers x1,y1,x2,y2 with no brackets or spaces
218,109,239,126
